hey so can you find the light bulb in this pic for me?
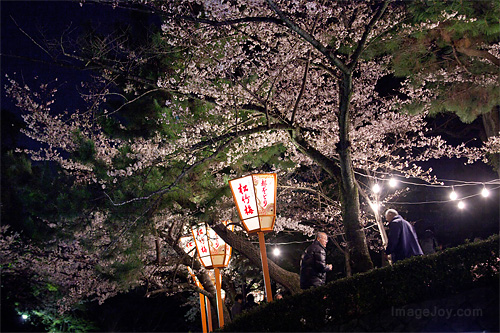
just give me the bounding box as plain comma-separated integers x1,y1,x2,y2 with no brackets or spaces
372,183,381,193
457,201,465,209
481,187,490,198
449,188,458,201
273,248,281,256
389,178,397,188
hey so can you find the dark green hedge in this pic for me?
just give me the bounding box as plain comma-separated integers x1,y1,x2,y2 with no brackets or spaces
222,235,499,332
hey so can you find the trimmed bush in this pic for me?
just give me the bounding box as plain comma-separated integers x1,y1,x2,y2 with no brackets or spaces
222,235,499,332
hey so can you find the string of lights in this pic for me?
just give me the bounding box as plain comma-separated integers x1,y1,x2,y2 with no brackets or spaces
353,170,500,188
383,185,500,205
253,173,499,249
354,169,499,210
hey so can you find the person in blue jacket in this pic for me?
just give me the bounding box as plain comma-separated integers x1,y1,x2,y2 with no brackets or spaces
384,209,423,263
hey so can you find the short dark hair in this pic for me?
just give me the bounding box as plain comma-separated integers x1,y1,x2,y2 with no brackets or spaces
235,294,243,301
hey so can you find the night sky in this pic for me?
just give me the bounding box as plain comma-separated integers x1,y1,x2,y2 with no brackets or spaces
1,1,499,332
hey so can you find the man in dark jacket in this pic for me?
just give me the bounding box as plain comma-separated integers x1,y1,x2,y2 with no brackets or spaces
384,209,423,263
231,294,243,319
300,232,332,289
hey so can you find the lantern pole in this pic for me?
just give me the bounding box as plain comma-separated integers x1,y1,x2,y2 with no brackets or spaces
205,298,213,332
375,214,388,247
199,294,208,333
214,268,224,328
371,196,391,266
258,231,273,302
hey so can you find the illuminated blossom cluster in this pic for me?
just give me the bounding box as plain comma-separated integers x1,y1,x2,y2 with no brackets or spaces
0,225,120,313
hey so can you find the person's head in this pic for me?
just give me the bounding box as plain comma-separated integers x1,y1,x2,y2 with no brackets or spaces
385,209,398,222
235,294,243,303
316,232,328,247
247,293,254,303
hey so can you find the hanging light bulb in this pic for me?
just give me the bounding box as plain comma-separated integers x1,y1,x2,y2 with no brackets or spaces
273,247,281,256
389,177,398,188
370,201,380,212
457,200,465,209
481,186,490,198
449,186,458,201
372,183,381,194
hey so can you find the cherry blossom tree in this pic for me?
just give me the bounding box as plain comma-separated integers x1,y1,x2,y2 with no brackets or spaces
3,0,497,325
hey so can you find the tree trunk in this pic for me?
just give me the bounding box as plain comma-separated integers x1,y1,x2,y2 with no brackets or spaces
163,230,230,324
212,223,302,295
337,73,374,273
289,126,373,274
481,107,500,178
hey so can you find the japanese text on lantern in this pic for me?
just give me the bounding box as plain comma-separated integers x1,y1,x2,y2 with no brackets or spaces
238,183,254,216
261,179,268,208
195,227,208,254
179,236,196,257
254,175,275,216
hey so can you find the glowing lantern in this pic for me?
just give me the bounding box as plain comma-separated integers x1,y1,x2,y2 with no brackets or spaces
191,221,234,269
187,221,234,328
179,235,197,258
229,173,277,302
229,173,277,234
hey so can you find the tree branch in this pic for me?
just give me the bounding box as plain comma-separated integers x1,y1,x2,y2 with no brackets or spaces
348,1,390,69
211,222,302,295
291,50,311,124
265,0,350,74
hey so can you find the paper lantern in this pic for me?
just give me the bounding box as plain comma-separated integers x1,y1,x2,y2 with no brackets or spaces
190,221,234,269
229,173,277,234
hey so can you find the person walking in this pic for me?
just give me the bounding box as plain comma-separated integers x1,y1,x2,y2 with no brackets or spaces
300,232,333,289
384,209,423,263
419,229,438,254
231,294,244,319
243,293,258,312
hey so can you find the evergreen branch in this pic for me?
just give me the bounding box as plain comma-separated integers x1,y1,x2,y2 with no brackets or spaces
103,134,239,206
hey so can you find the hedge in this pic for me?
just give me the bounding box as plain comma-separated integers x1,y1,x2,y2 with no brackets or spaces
222,235,499,332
